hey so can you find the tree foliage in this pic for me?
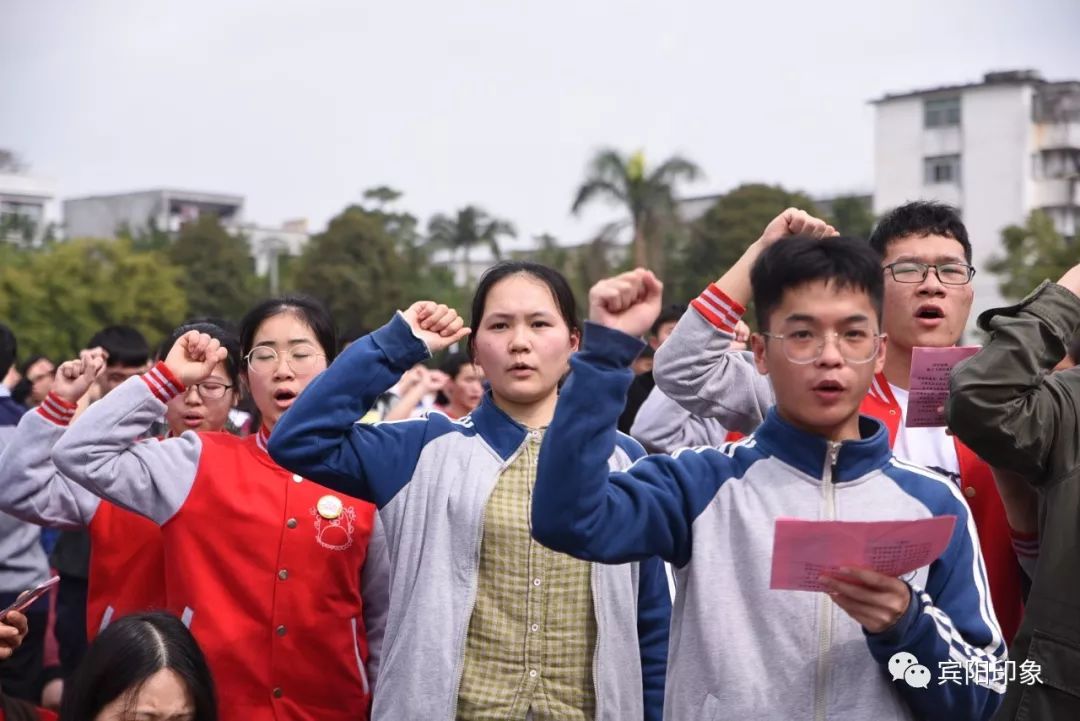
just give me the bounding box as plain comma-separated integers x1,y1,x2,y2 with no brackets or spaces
169,215,261,321
0,238,187,360
988,211,1078,300
666,183,818,303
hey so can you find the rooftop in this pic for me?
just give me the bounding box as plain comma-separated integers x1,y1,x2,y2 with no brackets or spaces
871,69,1069,104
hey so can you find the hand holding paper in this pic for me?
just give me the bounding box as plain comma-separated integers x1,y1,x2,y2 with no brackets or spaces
906,346,980,427
769,515,956,592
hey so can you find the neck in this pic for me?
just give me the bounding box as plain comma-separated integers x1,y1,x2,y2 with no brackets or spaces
447,401,471,419
883,341,914,391
491,389,558,430
777,407,862,443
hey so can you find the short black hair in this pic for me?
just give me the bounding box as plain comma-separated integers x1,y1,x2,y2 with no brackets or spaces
651,304,686,337
468,261,581,359
60,612,217,721
162,320,242,387
88,325,150,369
751,236,884,331
239,295,338,370
869,201,971,263
439,351,474,380
0,323,16,375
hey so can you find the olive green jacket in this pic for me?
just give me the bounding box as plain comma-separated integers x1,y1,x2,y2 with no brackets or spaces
947,280,1080,720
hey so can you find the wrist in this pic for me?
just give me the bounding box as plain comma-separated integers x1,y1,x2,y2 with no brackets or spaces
142,361,186,403
37,392,78,426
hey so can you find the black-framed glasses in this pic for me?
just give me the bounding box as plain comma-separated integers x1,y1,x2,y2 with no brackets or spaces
245,344,325,375
884,261,976,286
761,330,884,365
188,381,233,400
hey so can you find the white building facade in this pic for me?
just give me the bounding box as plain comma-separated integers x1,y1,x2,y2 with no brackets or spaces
873,70,1080,325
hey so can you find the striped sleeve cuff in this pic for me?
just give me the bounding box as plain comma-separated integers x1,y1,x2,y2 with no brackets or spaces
37,392,78,426
1009,528,1039,559
141,361,185,403
690,284,746,334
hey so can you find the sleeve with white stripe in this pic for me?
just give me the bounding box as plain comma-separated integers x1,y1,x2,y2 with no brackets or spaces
864,470,1007,721
653,284,775,434
52,367,201,526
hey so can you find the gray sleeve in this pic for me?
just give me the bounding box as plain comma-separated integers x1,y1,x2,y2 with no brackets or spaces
0,411,100,530
630,386,731,453
652,308,775,434
361,512,390,692
51,376,201,526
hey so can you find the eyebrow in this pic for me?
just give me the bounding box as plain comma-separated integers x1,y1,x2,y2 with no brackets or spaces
783,313,872,324
253,338,315,348
484,311,556,320
890,254,967,264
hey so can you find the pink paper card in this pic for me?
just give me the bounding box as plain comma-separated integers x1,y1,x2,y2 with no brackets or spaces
769,515,957,592
905,346,980,428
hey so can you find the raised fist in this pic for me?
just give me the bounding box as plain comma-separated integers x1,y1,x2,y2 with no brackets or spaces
588,268,664,338
52,348,108,404
758,208,837,248
402,302,470,354
164,331,228,387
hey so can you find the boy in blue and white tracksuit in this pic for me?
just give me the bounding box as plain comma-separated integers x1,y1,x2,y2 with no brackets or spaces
532,236,1005,721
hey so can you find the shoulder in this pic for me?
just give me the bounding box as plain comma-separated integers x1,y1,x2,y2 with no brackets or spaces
881,457,970,516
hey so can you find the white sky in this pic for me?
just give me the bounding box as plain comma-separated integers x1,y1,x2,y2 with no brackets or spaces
2,0,1078,250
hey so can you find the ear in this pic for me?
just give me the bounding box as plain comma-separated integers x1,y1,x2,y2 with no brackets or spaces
874,334,888,375
751,333,770,376
569,328,581,353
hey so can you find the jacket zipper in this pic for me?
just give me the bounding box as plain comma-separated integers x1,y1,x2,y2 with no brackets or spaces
447,442,527,721
814,441,842,721
592,564,602,720
351,616,371,695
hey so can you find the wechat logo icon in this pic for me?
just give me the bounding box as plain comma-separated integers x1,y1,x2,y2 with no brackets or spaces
889,651,932,689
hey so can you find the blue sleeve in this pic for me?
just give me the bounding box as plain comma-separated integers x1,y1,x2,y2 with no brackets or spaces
637,555,670,721
864,496,1007,721
531,321,735,567
268,313,436,508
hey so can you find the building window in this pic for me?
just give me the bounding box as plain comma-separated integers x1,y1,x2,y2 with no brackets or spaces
924,97,961,128
924,155,962,185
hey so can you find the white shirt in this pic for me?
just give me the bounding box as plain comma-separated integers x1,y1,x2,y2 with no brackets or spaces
889,383,961,486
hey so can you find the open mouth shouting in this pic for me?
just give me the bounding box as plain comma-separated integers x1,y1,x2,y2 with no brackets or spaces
914,303,946,328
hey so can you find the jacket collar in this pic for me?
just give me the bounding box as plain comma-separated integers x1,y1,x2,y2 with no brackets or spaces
464,392,531,462
751,407,892,483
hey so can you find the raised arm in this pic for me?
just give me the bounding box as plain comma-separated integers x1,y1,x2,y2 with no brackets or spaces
653,209,833,432
51,331,229,525
532,270,738,567
947,273,1080,482
268,302,469,507
629,384,731,453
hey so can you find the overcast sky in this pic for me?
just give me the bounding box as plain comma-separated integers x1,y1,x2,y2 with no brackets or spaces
3,0,1078,249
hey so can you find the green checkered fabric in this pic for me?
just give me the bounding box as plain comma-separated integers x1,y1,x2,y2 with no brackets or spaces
456,429,597,721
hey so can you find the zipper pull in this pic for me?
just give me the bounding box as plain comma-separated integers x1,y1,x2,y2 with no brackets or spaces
827,441,841,470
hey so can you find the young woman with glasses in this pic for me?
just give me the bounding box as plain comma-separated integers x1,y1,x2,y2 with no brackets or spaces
0,323,240,645
47,298,388,721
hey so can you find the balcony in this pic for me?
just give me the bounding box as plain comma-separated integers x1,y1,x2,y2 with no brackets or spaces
1036,121,1080,151
1032,178,1080,208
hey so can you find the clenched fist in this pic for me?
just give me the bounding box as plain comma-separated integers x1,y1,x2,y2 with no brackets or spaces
588,269,664,338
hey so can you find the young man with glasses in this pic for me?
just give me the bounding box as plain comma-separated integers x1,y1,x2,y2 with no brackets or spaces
650,203,1028,646
532,242,1005,720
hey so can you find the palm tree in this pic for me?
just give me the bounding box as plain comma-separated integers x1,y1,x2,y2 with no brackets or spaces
427,206,516,284
571,148,702,271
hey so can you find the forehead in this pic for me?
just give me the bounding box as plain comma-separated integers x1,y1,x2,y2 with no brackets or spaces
883,233,967,262
482,274,561,316
29,359,54,373
769,281,879,326
253,311,318,344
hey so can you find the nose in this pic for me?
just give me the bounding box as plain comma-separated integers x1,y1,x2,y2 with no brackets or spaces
917,266,947,296
272,354,295,381
184,385,203,405
508,325,530,352
815,334,845,368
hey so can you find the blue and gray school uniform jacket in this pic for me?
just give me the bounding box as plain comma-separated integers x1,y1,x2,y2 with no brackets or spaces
269,313,671,721
531,322,1007,721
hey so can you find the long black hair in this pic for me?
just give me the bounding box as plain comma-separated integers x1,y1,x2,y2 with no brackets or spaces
60,612,217,721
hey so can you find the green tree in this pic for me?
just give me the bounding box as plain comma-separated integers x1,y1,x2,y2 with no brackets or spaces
168,214,260,322
0,238,187,360
571,148,701,273
290,205,411,333
827,195,876,239
988,211,1078,300
427,206,516,284
667,183,818,304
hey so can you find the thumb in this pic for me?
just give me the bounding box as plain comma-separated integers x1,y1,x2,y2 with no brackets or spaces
447,327,471,345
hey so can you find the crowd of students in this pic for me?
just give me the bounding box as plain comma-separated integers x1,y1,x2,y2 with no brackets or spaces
1,200,1078,720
